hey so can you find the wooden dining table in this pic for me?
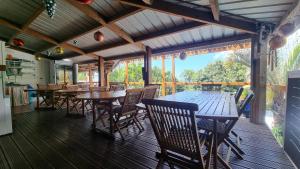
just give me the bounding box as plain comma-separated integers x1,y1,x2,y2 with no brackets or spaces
55,89,91,116
156,91,238,169
76,90,126,138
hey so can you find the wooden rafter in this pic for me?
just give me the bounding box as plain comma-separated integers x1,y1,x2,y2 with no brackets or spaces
65,0,145,51
120,0,257,34
78,22,207,56
37,7,142,54
8,6,45,44
0,18,99,59
209,0,220,21
104,33,252,61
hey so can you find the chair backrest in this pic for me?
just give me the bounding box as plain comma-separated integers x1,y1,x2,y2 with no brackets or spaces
65,85,79,90
37,84,47,90
142,86,158,99
109,85,125,91
238,92,254,116
202,84,222,91
48,84,63,90
121,88,143,114
224,92,255,136
90,86,107,92
78,84,90,89
234,87,244,103
143,99,204,160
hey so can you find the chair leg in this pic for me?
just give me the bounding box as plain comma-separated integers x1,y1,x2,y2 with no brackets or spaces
156,156,164,169
205,135,214,169
226,137,245,155
224,140,243,160
133,116,144,131
231,131,242,141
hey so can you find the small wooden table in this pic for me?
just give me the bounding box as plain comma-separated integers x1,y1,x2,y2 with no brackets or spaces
76,90,126,138
156,91,238,169
24,88,59,110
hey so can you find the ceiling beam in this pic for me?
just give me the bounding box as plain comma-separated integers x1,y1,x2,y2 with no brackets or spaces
0,18,99,59
37,7,142,53
8,6,45,44
65,0,145,51
120,0,257,34
104,33,253,61
209,0,219,21
85,21,207,54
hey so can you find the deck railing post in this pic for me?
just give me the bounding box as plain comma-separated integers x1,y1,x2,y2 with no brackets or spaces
171,54,176,94
161,55,166,96
125,60,129,89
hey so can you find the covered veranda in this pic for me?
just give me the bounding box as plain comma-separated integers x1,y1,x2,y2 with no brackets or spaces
0,0,299,169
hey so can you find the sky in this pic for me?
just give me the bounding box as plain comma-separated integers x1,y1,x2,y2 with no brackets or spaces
152,51,232,79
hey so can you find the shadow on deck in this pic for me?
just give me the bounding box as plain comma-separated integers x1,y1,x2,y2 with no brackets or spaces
0,109,295,169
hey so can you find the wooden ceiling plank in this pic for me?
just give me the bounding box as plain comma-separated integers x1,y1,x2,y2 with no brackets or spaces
8,6,45,44
209,0,220,21
65,0,145,50
0,18,99,59
120,0,257,34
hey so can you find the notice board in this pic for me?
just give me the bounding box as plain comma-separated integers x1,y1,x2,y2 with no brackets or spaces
284,70,300,168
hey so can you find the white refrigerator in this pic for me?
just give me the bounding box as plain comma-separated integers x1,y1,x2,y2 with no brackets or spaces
0,41,12,136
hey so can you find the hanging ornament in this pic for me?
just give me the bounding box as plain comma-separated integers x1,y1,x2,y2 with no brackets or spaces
269,35,286,50
94,31,104,42
76,0,94,4
179,51,186,60
6,54,13,60
54,46,64,55
73,40,78,45
13,38,24,47
43,0,56,19
279,23,295,37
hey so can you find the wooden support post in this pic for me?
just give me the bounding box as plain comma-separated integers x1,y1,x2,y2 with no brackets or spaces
98,56,105,86
161,55,166,96
144,46,152,86
106,71,110,87
63,66,66,84
171,54,176,94
88,64,93,87
250,35,267,124
125,60,129,89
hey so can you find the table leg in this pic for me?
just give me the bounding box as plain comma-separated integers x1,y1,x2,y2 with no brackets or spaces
82,100,85,116
109,101,113,135
36,92,40,111
66,96,69,115
213,119,218,169
92,100,96,130
52,92,55,109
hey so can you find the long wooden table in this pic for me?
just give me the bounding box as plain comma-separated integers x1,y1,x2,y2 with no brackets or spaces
156,91,238,169
76,90,126,138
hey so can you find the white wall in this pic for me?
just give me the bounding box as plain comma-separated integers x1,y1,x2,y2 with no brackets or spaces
5,48,51,87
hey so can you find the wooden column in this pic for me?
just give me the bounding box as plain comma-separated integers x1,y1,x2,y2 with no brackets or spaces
171,54,176,94
98,56,105,86
88,64,93,87
250,35,268,124
161,55,166,96
144,46,152,86
125,60,129,89
63,66,66,84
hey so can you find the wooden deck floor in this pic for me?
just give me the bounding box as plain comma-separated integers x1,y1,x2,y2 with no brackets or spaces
0,108,295,169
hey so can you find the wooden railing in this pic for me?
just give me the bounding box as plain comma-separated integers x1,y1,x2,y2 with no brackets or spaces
126,81,250,96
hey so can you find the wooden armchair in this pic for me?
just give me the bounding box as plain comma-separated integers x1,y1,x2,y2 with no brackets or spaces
143,99,207,169
234,87,244,104
111,88,143,140
136,85,159,119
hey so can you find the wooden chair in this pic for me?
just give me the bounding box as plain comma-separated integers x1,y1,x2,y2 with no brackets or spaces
234,87,244,104
143,99,207,169
37,84,51,106
111,88,143,140
136,85,159,119
197,93,255,167
90,86,107,92
201,84,222,91
109,85,125,91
